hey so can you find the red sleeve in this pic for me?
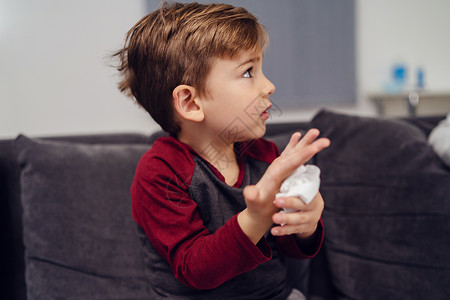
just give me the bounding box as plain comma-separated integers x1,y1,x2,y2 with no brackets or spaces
131,141,272,290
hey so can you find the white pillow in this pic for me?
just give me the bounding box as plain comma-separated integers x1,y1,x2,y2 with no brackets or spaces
428,113,450,167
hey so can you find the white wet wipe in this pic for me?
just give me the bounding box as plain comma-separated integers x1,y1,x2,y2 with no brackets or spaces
276,165,321,224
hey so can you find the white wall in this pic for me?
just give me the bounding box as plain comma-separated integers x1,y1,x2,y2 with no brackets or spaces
1,0,450,138
273,0,450,122
0,0,155,139
358,0,450,94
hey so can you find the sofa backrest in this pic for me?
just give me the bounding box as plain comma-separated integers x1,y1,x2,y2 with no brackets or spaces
1,113,446,300
0,134,152,300
309,111,450,299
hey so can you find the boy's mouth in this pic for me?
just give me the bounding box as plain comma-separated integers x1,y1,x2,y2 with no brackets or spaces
260,104,272,120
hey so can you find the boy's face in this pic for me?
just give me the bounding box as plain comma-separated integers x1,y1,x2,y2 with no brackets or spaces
200,49,275,143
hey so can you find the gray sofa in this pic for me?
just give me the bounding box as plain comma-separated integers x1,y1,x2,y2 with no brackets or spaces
1,110,449,299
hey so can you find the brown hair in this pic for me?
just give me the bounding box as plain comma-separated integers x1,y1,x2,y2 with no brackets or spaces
113,2,268,136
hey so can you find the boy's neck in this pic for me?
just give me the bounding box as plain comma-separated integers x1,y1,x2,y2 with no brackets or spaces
178,129,240,186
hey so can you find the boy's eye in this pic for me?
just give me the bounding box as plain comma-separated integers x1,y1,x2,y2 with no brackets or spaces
243,68,253,78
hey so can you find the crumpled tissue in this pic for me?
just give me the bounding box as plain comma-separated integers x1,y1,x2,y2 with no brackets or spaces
276,164,321,217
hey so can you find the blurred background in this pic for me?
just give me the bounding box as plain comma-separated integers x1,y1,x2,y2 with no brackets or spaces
1,0,449,139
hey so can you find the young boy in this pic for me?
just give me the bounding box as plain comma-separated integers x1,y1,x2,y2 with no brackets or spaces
115,2,330,299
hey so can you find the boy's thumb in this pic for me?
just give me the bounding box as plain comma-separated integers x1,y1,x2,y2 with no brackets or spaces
243,185,260,203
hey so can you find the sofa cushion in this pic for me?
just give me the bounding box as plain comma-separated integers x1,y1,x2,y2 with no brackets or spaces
310,110,450,299
15,135,151,300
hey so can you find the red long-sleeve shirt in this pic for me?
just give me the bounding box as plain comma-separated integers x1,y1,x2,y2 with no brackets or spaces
131,136,323,299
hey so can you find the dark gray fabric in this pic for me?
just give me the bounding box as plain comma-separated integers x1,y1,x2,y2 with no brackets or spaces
191,155,274,233
139,153,291,299
0,139,25,300
310,110,450,299
15,135,152,300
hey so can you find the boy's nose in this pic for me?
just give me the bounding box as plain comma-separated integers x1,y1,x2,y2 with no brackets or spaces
263,74,276,96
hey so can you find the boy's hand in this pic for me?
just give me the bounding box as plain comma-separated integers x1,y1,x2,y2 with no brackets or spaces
238,129,330,244
271,192,324,239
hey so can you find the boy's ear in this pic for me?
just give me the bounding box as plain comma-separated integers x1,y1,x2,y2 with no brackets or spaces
172,85,204,122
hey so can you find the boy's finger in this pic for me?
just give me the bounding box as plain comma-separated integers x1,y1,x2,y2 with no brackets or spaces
271,223,310,236
272,210,308,226
284,137,330,169
295,128,321,148
281,132,302,155
259,138,329,191
257,135,329,196
273,197,307,211
272,222,318,237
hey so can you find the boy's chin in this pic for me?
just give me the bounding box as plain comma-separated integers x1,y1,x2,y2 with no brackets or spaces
254,123,267,138
238,125,266,142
